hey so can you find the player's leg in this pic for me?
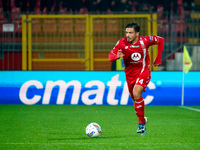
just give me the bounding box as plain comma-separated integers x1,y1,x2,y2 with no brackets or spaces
127,81,145,123
133,85,145,124
133,71,151,123
133,85,146,135
133,72,150,135
127,82,146,134
127,79,148,135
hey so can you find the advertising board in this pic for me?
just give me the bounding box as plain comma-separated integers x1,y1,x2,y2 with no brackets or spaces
0,71,199,105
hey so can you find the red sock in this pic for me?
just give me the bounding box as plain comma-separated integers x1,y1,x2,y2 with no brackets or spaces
134,97,145,124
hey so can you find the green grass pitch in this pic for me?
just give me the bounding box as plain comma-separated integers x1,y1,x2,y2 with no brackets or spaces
0,105,200,149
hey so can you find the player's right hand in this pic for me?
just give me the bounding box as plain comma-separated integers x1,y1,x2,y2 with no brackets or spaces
117,49,125,58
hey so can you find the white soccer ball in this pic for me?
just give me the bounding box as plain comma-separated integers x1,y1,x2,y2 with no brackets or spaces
86,122,101,138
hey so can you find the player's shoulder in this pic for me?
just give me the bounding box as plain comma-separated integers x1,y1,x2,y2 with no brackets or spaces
119,37,127,43
115,37,127,45
140,35,158,43
140,35,155,40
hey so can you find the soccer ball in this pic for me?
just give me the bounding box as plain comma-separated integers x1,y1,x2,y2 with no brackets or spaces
86,122,101,138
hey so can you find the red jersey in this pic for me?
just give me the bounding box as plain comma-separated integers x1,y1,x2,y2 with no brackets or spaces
109,35,163,82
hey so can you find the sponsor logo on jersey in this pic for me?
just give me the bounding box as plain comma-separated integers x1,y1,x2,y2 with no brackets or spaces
131,52,141,61
130,45,140,48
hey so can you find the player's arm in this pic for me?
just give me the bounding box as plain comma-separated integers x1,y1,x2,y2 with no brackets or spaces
153,36,164,66
108,40,124,62
147,36,164,66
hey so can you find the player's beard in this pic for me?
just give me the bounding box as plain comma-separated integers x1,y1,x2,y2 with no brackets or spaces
127,36,138,43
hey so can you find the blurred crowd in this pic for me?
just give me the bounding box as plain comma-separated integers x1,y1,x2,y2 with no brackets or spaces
0,0,196,15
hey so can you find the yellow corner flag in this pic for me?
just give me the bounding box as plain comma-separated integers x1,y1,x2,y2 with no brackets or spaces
183,46,192,73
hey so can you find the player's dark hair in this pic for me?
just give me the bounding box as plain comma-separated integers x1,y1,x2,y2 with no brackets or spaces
125,22,140,33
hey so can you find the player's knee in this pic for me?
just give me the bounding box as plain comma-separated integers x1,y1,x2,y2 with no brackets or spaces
133,90,141,99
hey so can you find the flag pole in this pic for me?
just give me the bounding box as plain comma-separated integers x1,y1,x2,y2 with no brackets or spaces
182,45,193,106
181,60,184,106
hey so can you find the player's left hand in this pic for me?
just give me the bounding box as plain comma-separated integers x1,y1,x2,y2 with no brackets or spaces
152,62,161,66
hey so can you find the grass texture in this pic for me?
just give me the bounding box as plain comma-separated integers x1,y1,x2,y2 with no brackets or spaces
0,105,200,150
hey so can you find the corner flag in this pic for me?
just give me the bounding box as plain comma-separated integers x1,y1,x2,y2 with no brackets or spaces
183,46,192,73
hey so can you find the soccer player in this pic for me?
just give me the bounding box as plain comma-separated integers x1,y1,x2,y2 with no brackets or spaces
108,22,164,135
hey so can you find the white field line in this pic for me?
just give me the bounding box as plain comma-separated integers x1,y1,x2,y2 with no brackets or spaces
1,143,200,145
181,106,200,112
